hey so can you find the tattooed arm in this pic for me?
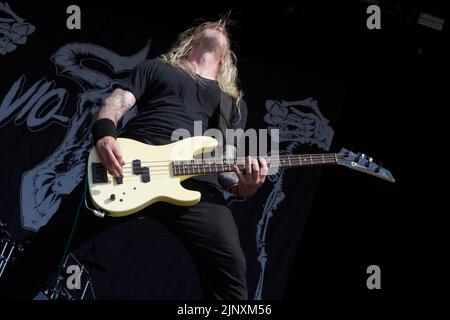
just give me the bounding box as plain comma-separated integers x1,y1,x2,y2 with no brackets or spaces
95,88,136,177
96,88,136,125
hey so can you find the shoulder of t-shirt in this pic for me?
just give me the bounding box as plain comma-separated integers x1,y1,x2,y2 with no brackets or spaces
137,57,167,70
132,58,173,84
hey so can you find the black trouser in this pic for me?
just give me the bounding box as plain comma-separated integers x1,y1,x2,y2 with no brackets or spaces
1,177,248,300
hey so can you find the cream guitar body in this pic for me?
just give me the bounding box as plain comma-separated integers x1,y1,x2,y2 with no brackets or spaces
87,136,218,217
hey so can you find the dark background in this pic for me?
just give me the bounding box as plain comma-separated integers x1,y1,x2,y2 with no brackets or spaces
1,0,448,299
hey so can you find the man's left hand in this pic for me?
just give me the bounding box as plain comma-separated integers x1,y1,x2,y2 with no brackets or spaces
233,156,268,198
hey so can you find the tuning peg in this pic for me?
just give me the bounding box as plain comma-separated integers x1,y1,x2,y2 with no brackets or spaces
365,157,373,168
356,152,367,158
375,162,383,173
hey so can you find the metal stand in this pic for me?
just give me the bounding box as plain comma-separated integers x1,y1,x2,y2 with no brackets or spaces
34,252,97,300
1,219,97,300
47,252,96,300
0,221,24,281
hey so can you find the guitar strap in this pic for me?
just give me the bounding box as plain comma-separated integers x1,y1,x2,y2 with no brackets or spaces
216,92,241,189
218,91,233,138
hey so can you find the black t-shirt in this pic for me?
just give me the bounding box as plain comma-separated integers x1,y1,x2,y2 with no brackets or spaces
113,58,247,189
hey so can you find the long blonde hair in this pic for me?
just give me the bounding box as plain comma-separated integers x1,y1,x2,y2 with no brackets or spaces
160,19,243,105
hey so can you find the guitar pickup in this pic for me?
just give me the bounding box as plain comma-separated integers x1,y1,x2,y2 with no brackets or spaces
132,159,142,174
140,167,150,183
132,159,150,183
92,163,108,183
115,175,124,184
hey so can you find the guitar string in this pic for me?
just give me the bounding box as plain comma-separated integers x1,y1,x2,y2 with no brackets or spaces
106,156,340,172
118,158,339,171
92,155,347,179
98,159,340,178
113,155,341,169
113,154,343,166
116,158,339,172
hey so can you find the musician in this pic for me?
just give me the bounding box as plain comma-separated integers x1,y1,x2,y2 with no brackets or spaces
1,18,268,300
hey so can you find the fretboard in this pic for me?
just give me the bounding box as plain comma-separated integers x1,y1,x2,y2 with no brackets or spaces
172,154,338,176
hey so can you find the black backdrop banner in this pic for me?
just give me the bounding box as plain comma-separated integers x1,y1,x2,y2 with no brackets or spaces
0,1,344,299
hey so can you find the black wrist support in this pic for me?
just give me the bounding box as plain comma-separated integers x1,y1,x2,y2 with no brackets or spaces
92,118,116,144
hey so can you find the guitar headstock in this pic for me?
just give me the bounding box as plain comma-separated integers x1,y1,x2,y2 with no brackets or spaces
336,148,395,183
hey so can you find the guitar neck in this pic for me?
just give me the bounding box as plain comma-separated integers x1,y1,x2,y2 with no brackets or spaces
172,153,338,176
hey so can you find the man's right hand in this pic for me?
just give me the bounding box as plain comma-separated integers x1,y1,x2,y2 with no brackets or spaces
95,136,125,177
